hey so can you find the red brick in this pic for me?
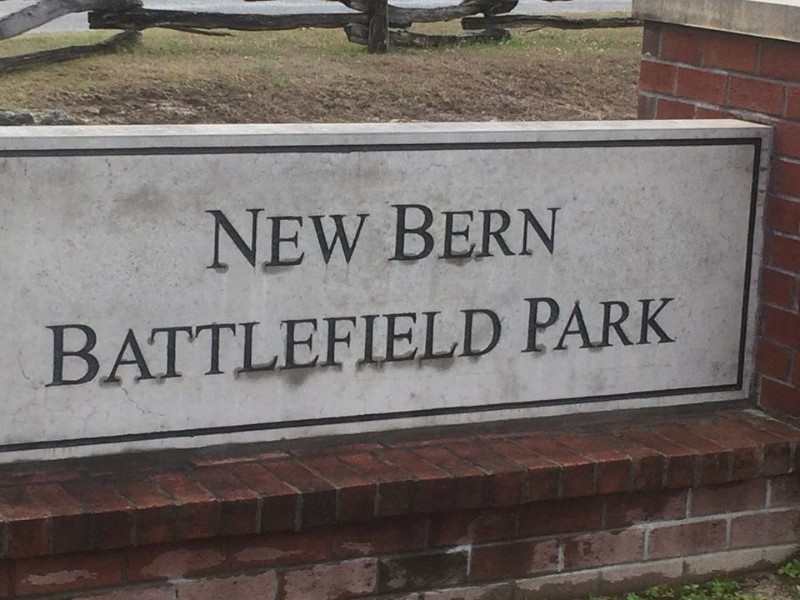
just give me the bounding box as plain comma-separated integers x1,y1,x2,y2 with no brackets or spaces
128,541,226,582
283,559,377,600
685,422,760,481
470,538,559,582
723,422,793,477
338,453,413,517
483,439,561,501
518,496,603,537
775,122,800,160
378,448,457,514
229,462,298,532
728,75,785,115
25,483,91,555
705,33,758,72
563,529,645,570
642,22,661,56
411,446,487,510
189,468,259,537
640,60,676,94
795,353,800,388
292,438,386,458
730,509,800,547
769,474,800,506
696,106,733,119
0,562,9,599
758,340,793,381
229,529,328,569
648,519,727,559
605,489,687,528
377,552,468,594
0,468,83,487
767,435,798,473
657,98,696,119
332,516,428,558
429,508,517,547
110,477,176,546
742,414,800,441
770,237,800,282
652,425,729,485
263,460,337,528
691,479,767,516
70,586,174,600
552,434,632,494
788,86,800,120
603,436,665,491
655,424,728,454
676,67,727,104
762,267,797,308
596,459,632,494
619,428,695,489
729,410,799,437
150,473,220,540
445,441,527,507
177,572,278,600
15,551,122,596
764,306,800,346
760,40,800,82
708,418,791,481
661,27,703,64
0,486,50,557
189,449,288,467
62,479,133,550
509,435,595,498
386,435,473,449
760,378,800,418
773,161,800,199
639,94,657,119
301,455,378,522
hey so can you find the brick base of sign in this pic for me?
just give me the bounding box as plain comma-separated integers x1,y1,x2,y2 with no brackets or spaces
0,407,798,599
636,21,800,417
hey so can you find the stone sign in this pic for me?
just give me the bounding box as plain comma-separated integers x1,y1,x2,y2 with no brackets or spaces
0,121,769,461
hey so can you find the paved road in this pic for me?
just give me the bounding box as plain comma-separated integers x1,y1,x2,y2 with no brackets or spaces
0,0,632,33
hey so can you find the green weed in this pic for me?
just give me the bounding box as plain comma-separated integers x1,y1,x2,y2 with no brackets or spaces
779,558,800,580
592,579,760,600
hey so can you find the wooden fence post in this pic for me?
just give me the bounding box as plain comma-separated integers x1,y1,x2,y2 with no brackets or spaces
367,0,388,53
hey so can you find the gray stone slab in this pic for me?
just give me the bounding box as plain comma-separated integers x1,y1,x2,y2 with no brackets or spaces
0,121,771,461
633,0,800,44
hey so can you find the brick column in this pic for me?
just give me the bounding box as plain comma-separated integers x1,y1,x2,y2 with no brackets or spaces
634,0,800,416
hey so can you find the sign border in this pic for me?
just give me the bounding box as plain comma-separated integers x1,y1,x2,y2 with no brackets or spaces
0,136,763,452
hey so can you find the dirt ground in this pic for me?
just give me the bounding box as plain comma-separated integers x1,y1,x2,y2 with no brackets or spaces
0,25,642,124
743,573,798,600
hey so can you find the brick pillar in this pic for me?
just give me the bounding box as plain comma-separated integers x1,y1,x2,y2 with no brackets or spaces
634,2,800,416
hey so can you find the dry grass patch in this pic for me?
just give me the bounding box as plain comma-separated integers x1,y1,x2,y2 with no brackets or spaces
0,22,642,124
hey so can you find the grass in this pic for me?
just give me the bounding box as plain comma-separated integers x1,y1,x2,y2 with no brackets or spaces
777,558,800,581
591,580,760,600
0,21,642,124
589,557,800,600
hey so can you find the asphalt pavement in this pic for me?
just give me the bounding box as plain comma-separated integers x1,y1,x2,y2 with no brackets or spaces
0,0,632,34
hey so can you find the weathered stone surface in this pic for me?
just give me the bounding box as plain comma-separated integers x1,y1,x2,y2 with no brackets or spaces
0,121,770,461
0,110,34,126
0,109,76,126
633,0,800,44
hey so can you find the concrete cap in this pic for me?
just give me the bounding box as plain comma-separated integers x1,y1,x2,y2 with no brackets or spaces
633,0,800,44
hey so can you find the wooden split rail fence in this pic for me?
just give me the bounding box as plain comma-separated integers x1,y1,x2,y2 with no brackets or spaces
0,0,640,73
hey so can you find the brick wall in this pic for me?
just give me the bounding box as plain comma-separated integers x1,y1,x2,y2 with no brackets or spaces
0,408,798,600
637,22,800,416
8,478,800,600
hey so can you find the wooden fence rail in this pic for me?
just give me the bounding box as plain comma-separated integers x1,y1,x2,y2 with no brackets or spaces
0,0,640,74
